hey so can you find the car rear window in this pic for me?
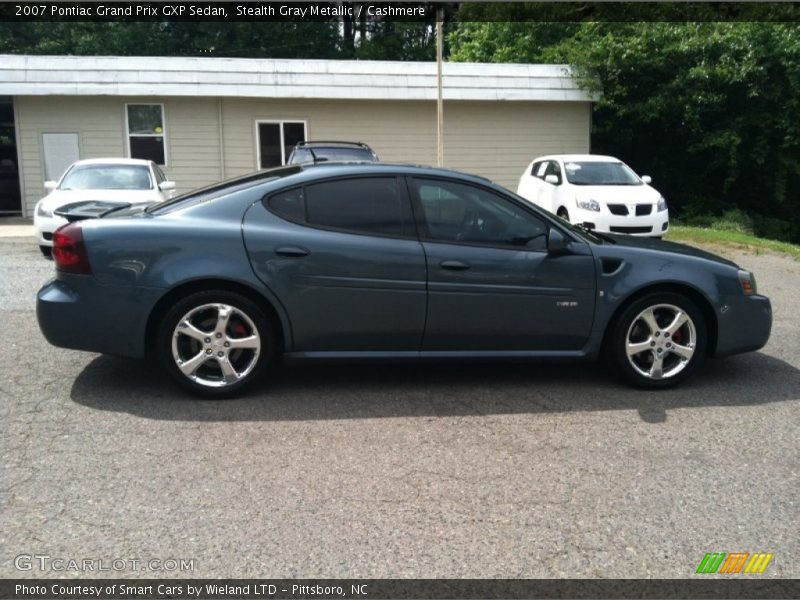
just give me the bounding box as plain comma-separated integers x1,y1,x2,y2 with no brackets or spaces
290,147,376,165
147,166,302,215
266,176,413,238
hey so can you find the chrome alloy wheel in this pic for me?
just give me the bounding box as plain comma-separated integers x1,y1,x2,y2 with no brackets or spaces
171,303,261,388
625,303,697,380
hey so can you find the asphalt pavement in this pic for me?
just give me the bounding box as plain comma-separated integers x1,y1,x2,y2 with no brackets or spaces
1,228,798,579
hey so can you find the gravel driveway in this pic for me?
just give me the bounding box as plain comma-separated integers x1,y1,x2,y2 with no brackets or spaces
1,232,798,579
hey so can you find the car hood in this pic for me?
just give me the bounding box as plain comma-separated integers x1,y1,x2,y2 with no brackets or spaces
574,184,661,204
41,188,158,209
603,233,739,268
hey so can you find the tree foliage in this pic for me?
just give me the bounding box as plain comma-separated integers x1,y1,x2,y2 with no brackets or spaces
450,17,800,241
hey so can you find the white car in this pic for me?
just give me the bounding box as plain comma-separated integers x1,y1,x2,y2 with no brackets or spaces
34,158,176,256
517,154,668,237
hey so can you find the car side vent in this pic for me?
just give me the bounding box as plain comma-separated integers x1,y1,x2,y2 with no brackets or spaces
601,258,623,275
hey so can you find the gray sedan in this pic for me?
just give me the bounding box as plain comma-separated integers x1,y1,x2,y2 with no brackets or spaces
37,163,772,398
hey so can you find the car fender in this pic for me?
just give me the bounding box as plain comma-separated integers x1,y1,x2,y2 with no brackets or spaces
588,248,735,352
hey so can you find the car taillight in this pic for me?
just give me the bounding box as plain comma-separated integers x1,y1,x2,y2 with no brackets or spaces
52,222,92,274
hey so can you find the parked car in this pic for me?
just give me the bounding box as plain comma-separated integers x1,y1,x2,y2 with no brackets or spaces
517,154,668,238
37,163,771,398
287,141,378,165
33,158,176,256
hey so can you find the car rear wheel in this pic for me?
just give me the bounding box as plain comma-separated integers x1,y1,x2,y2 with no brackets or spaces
557,207,570,221
609,292,706,389
156,290,275,398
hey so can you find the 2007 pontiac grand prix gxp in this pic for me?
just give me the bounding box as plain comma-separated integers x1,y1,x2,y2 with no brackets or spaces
37,163,772,398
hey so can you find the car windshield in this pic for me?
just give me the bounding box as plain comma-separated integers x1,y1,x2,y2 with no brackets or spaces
563,161,642,186
60,165,152,190
290,147,375,164
146,165,303,214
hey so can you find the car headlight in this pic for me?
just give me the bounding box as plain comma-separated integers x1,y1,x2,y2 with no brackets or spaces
738,270,757,296
657,196,668,212
576,198,600,212
36,203,53,217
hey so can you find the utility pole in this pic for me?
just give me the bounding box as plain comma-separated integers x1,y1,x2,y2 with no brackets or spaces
436,7,444,167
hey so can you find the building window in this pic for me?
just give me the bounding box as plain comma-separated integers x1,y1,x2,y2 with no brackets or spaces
127,104,166,165
257,121,306,168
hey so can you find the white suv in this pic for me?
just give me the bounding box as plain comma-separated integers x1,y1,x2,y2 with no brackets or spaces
517,154,668,237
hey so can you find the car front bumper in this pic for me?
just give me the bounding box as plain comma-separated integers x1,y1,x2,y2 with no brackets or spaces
572,206,669,237
33,213,68,247
37,275,163,359
713,294,772,357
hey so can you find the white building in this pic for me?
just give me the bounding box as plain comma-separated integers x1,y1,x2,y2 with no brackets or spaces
0,54,595,216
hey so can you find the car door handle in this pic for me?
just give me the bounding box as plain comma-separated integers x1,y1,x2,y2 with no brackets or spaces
274,246,310,258
440,260,471,271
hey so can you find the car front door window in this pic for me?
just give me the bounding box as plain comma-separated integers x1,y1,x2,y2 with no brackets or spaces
413,178,548,251
545,161,563,184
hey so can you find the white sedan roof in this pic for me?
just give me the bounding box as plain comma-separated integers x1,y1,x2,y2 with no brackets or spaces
70,158,152,167
534,154,622,163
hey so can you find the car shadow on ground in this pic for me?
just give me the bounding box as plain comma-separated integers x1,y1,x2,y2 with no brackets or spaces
70,351,800,424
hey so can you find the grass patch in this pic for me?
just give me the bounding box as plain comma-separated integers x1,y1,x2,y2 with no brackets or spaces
667,226,800,260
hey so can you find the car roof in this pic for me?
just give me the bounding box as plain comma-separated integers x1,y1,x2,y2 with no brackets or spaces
533,154,622,163
279,162,493,186
295,141,372,149
158,162,495,209
70,158,153,167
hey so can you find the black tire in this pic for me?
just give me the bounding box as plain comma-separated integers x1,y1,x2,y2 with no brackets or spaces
156,290,276,398
40,245,52,258
607,292,707,389
557,207,570,222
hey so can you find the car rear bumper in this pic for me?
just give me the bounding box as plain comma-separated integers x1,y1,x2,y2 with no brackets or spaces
37,275,162,359
713,294,772,357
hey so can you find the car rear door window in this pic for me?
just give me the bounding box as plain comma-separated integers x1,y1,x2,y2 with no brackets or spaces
266,177,414,238
269,187,306,223
306,178,410,237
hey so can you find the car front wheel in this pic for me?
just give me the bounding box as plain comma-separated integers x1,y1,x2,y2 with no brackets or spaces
609,292,707,388
156,290,275,398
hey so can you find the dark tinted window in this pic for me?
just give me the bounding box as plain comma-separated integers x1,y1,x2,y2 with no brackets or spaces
129,137,165,165
127,104,166,165
283,123,306,162
269,187,305,223
258,122,306,168
412,178,548,250
305,177,409,237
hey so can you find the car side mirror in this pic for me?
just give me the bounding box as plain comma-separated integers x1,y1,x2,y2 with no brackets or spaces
158,181,176,191
44,181,57,192
641,175,652,184
547,228,569,255
544,174,560,185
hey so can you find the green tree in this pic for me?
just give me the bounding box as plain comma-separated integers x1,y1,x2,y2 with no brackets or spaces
450,16,800,241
